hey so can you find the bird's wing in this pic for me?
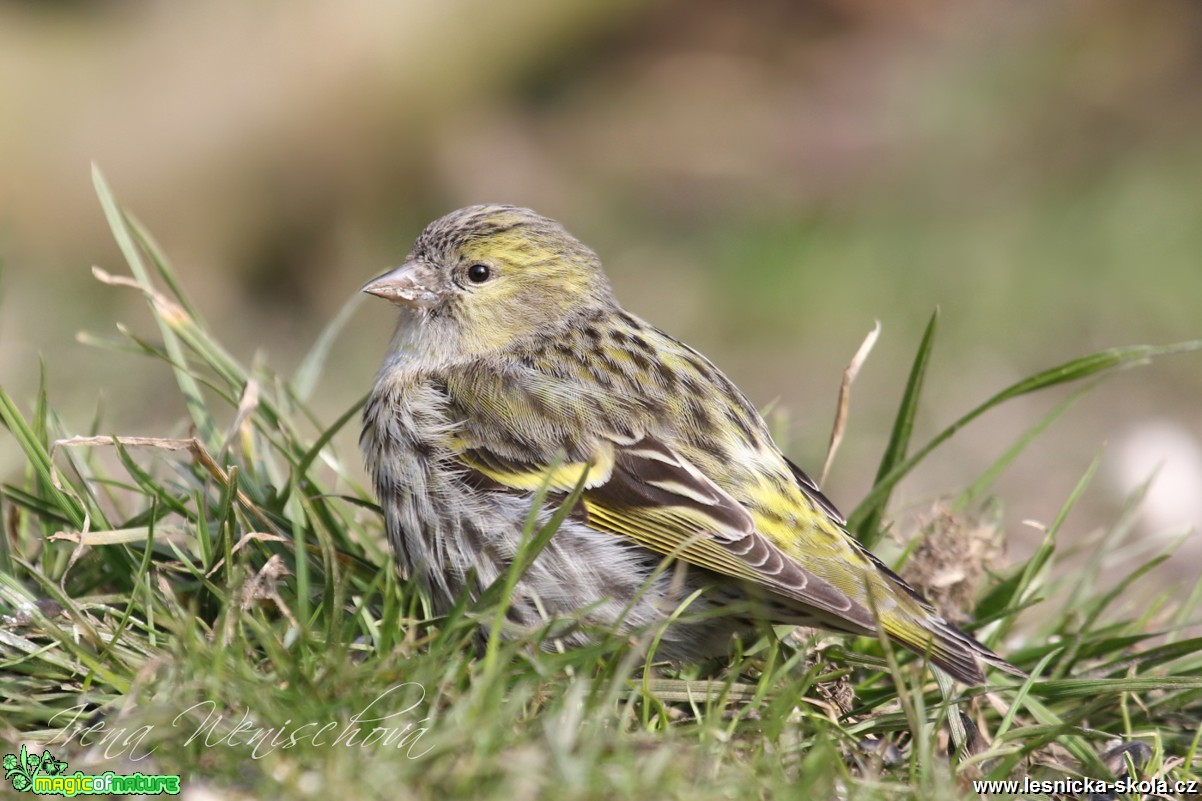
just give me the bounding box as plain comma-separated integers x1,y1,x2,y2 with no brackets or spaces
452,424,875,629
440,363,1020,684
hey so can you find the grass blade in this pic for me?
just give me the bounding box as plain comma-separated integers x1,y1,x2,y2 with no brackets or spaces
92,166,218,448
849,339,1202,534
854,307,938,547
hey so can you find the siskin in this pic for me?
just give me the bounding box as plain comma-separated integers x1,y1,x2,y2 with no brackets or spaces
361,205,1019,684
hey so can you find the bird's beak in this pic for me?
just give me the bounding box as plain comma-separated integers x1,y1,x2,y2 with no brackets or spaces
361,260,442,309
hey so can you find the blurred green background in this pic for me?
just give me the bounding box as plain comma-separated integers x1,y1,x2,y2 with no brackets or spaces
2,1,1200,583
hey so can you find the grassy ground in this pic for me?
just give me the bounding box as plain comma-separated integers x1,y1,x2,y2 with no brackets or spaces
2,176,1202,799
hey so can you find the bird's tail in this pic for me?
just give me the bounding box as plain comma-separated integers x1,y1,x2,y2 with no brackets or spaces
853,542,1024,685
882,609,1025,685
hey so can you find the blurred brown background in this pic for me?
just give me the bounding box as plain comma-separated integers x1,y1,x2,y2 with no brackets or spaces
2,1,1201,588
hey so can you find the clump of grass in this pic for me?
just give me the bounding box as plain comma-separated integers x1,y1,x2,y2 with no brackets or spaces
1,170,1200,799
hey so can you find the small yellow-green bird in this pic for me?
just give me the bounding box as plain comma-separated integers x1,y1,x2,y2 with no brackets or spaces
361,205,1018,684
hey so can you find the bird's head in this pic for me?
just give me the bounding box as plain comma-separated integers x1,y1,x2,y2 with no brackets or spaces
364,205,615,363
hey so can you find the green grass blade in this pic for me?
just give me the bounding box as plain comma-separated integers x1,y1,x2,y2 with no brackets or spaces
292,294,363,402
291,393,369,490
953,377,1100,511
0,388,86,531
128,215,203,323
849,340,1202,534
855,307,938,547
92,166,218,448
976,455,1099,648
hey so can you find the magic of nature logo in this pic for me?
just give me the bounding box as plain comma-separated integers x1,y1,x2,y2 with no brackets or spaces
2,745,181,796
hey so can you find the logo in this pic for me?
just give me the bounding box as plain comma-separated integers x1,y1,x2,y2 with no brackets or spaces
3,745,181,796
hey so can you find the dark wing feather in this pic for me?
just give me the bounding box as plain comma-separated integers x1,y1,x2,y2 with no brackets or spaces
454,428,875,629
783,455,846,526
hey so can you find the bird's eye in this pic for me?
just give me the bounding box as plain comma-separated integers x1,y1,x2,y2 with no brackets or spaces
467,264,491,283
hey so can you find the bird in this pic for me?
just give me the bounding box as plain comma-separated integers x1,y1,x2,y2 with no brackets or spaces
360,204,1019,685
